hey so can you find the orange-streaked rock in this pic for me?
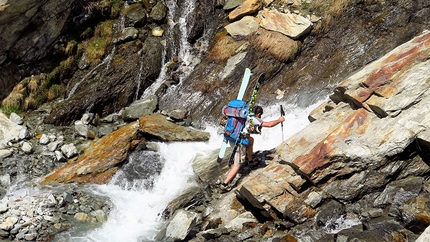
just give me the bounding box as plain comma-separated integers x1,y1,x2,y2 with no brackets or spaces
40,122,140,185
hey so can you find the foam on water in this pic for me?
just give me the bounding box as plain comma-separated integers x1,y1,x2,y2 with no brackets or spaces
55,100,327,241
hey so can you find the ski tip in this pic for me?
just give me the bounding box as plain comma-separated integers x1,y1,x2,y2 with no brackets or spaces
217,157,223,164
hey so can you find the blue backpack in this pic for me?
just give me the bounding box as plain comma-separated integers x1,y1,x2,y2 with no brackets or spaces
221,100,250,146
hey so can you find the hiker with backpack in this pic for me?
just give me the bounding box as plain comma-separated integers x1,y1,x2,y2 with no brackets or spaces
220,105,285,192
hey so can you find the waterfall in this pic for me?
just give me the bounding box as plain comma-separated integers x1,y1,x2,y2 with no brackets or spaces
140,0,203,99
50,99,325,241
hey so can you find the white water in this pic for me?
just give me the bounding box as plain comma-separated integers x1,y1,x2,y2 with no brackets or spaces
141,0,208,100
52,100,324,242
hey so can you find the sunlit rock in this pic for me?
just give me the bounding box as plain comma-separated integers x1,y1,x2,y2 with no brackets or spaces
139,114,210,141
228,0,262,22
60,143,78,158
21,142,32,154
160,209,200,241
225,16,259,38
152,26,164,37
0,150,12,161
257,9,313,39
0,112,25,147
9,113,23,125
235,31,430,233
41,122,140,185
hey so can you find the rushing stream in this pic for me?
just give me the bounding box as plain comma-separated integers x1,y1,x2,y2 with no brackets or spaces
52,1,328,240
51,101,324,242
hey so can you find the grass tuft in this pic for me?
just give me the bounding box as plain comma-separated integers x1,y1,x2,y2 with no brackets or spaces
0,105,23,116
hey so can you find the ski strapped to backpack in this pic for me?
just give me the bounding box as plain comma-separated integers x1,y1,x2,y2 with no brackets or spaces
226,73,265,167
217,68,251,163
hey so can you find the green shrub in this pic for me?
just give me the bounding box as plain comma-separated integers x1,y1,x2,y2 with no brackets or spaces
0,105,23,116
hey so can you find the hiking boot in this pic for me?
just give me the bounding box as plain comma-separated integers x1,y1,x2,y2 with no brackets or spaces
219,183,232,193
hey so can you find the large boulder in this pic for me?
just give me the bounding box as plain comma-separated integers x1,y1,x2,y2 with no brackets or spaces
232,31,430,236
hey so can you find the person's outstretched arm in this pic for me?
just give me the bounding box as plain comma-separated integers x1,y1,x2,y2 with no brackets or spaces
262,116,285,128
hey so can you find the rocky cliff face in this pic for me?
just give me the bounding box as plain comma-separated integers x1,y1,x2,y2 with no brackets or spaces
2,0,429,126
188,30,430,242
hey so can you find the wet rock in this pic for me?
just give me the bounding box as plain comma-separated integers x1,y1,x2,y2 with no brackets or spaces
0,0,74,63
167,109,189,121
114,27,139,44
74,212,88,221
162,186,206,219
122,95,158,121
149,1,167,22
90,209,107,223
123,3,147,27
316,200,345,230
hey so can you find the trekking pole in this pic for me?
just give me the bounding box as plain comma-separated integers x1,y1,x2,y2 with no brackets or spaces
280,105,285,142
